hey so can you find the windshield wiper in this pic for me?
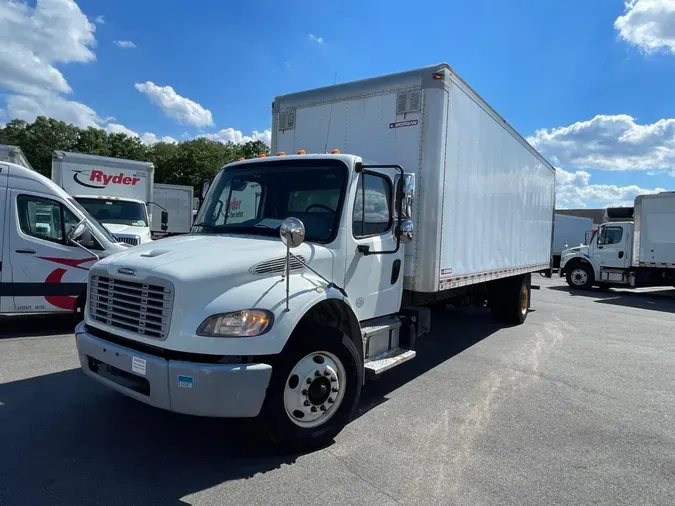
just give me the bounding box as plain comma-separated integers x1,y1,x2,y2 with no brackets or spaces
192,222,220,231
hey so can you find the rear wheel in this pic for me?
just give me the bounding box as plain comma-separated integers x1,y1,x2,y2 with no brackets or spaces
566,264,594,290
260,324,363,453
491,275,530,325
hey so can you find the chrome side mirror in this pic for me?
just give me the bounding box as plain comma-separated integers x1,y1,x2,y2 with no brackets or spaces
398,219,414,244
395,173,415,219
280,217,305,248
67,219,88,243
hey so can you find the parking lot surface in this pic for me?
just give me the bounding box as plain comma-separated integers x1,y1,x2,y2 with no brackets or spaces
1,278,674,506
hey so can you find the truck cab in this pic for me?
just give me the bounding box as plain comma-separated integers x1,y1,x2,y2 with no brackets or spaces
561,221,635,288
73,195,154,246
0,161,129,317
75,153,417,450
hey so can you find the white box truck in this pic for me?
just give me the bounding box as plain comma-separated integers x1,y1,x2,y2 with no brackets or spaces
552,213,593,268
1,161,129,318
51,151,167,246
561,192,675,289
151,184,195,235
74,63,555,452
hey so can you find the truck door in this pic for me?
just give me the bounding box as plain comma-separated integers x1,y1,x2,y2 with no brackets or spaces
344,168,405,321
594,224,631,269
0,163,8,311
7,189,97,313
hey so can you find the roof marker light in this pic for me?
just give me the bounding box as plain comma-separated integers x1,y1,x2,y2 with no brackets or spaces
297,149,306,155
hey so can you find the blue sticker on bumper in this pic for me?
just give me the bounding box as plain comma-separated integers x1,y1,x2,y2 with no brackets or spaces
177,375,194,388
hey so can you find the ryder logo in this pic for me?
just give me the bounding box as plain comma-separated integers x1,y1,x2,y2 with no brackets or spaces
73,169,142,189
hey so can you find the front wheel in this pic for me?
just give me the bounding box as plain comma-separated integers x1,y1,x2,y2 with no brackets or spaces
566,264,594,290
259,325,363,453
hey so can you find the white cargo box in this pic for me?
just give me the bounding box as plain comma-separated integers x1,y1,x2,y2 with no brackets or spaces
152,183,194,234
272,63,556,293
633,192,675,268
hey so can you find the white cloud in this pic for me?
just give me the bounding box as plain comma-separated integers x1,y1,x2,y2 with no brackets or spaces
0,0,96,95
113,40,136,49
309,33,324,44
614,0,675,54
202,128,271,146
135,81,214,127
141,132,178,145
95,15,104,24
555,167,667,209
528,114,675,171
6,93,102,127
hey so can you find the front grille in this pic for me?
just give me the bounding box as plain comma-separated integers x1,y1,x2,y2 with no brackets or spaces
89,275,173,339
115,234,140,246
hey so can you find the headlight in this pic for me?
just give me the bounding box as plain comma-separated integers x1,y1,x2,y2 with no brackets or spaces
197,310,274,337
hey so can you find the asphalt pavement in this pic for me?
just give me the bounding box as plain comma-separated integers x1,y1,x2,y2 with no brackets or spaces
1,278,674,506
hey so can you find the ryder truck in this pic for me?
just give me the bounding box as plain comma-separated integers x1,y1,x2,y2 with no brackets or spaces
52,151,166,246
74,64,555,451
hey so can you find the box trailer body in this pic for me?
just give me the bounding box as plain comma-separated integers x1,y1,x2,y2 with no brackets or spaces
561,192,675,289
151,183,194,235
552,213,593,268
0,145,33,170
74,64,556,452
273,63,556,295
51,151,155,245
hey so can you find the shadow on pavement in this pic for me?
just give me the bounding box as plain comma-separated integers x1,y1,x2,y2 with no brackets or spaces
0,306,499,505
548,285,675,313
0,313,75,339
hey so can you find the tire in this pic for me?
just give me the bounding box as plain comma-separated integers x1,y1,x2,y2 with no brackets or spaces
565,263,594,290
491,275,530,325
259,324,363,454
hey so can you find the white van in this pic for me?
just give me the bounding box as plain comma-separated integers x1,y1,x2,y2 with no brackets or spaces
1,161,129,318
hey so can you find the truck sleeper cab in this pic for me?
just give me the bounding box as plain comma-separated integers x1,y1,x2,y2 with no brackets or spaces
0,161,129,318
75,153,540,452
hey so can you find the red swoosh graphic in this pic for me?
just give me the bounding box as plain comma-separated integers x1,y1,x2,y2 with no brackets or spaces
44,268,77,311
37,256,97,270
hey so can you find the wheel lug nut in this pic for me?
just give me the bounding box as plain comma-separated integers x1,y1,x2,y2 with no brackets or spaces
327,398,334,403
320,405,326,411
324,370,331,376
306,378,312,384
315,370,321,377
332,388,338,393
311,406,317,412
304,400,310,406
330,377,337,382
302,389,308,395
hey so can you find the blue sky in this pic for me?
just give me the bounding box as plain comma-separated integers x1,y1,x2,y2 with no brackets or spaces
1,0,675,208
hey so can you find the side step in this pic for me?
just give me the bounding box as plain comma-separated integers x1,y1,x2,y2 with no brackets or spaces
364,348,416,377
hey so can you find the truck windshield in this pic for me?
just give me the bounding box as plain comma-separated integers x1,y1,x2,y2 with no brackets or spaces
193,160,347,243
75,198,149,227
67,198,119,244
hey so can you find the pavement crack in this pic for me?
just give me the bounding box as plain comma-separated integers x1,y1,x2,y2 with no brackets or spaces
325,448,401,504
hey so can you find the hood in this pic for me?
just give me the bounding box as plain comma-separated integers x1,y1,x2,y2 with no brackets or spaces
104,223,148,235
562,245,588,256
95,233,312,284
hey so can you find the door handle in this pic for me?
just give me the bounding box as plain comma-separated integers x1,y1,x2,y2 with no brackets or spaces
15,249,36,254
618,251,624,258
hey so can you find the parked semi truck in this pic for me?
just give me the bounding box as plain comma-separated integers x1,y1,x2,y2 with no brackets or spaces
561,192,675,289
1,161,129,318
552,213,593,268
52,151,167,246
74,64,555,451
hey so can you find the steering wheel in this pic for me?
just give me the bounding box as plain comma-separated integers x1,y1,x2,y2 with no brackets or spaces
305,204,335,214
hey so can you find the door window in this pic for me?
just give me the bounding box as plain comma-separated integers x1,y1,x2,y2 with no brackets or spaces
598,226,623,245
353,173,393,238
17,195,65,243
